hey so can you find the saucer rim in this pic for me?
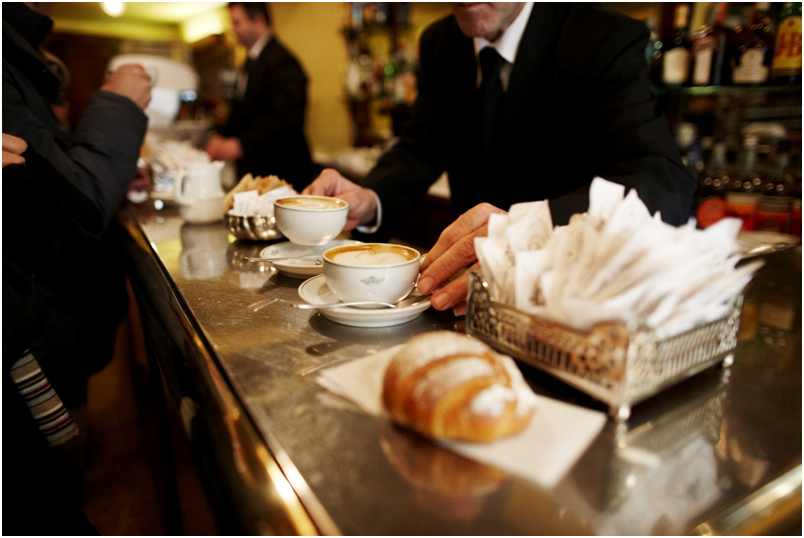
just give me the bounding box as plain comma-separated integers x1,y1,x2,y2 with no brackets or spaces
297,274,431,326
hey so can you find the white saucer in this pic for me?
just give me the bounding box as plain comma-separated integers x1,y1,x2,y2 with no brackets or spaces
260,239,361,279
298,274,431,328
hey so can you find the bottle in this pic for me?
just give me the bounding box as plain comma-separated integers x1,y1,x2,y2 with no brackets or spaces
362,2,376,26
662,3,693,86
771,2,803,83
791,147,803,237
393,43,417,106
726,134,762,230
695,140,731,228
757,138,794,232
646,17,665,89
348,2,363,29
732,2,773,84
691,2,731,86
721,9,744,84
791,184,802,237
750,2,776,54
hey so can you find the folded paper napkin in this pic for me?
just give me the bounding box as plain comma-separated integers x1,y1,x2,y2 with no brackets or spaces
151,141,210,171
230,185,296,217
475,177,764,339
317,345,607,489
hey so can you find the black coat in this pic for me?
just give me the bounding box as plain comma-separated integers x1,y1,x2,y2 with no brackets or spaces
2,3,148,228
2,3,133,406
2,150,126,408
222,37,318,190
362,4,697,240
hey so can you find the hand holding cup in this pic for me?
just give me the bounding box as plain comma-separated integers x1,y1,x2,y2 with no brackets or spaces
102,64,152,110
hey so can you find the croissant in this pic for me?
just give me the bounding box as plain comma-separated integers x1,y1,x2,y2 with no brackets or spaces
382,331,537,443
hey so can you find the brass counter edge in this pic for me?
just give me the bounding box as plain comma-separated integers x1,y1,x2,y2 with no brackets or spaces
691,463,803,536
120,213,341,536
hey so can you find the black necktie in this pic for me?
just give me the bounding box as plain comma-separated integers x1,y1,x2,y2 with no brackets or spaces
478,47,506,156
237,57,255,100
243,56,256,75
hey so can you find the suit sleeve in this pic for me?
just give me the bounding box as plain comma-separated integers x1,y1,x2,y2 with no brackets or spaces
359,26,447,240
235,56,308,157
550,16,696,226
2,71,147,228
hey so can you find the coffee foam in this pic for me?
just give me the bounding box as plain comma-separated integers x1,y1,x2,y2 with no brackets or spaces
326,244,418,266
276,196,346,210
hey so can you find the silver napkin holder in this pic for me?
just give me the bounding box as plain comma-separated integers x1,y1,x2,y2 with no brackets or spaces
465,270,741,422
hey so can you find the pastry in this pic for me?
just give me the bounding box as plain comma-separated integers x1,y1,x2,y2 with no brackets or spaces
382,331,537,443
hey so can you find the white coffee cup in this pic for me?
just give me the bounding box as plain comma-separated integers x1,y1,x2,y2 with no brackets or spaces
274,195,348,246
323,243,421,305
174,162,226,224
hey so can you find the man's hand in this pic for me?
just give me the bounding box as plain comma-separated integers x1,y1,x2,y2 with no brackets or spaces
2,133,27,168
205,134,243,162
101,64,152,110
417,203,506,315
303,168,378,230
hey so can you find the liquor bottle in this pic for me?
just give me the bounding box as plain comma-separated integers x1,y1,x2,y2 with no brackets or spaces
732,2,773,84
691,2,731,86
771,2,803,83
756,138,794,232
662,3,693,86
695,140,731,228
348,2,363,30
722,10,744,84
791,182,802,237
393,43,417,106
726,134,763,230
750,2,775,52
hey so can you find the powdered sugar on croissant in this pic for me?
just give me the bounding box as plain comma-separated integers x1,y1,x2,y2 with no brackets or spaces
382,331,537,443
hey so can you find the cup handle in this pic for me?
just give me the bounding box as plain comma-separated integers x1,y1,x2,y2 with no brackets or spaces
173,169,189,205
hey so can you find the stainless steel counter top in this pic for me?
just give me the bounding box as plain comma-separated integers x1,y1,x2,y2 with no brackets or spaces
118,202,802,535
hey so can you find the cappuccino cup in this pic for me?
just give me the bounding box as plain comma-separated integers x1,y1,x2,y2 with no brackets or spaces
274,195,348,246
323,243,421,305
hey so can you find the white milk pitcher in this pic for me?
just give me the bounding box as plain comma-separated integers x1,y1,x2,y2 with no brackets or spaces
174,161,226,224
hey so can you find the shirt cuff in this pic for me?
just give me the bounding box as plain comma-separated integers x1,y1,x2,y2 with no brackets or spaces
354,189,383,234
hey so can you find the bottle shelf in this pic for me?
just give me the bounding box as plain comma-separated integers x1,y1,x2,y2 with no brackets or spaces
660,84,803,97
341,22,411,37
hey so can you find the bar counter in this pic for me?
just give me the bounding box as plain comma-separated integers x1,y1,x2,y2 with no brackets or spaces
117,202,802,535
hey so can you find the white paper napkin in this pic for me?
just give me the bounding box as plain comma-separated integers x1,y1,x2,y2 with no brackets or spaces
229,185,297,217
317,345,607,489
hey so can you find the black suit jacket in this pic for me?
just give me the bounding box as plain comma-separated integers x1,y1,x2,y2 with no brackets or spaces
222,37,317,190
362,4,697,241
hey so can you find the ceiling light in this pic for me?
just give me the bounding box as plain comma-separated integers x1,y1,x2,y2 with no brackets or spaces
101,1,125,17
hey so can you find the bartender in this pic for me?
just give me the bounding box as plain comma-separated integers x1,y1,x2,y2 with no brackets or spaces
206,2,318,190
305,2,696,314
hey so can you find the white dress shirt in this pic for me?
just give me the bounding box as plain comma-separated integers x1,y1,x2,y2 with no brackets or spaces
474,1,534,91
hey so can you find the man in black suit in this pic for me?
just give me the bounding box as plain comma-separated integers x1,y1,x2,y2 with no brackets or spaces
207,2,317,190
305,3,696,314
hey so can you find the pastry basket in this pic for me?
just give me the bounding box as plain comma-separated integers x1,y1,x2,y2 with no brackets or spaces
465,270,741,422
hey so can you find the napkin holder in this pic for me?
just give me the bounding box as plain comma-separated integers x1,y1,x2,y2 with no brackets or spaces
465,270,741,422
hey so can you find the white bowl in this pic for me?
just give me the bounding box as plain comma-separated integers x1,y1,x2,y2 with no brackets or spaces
274,195,348,246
